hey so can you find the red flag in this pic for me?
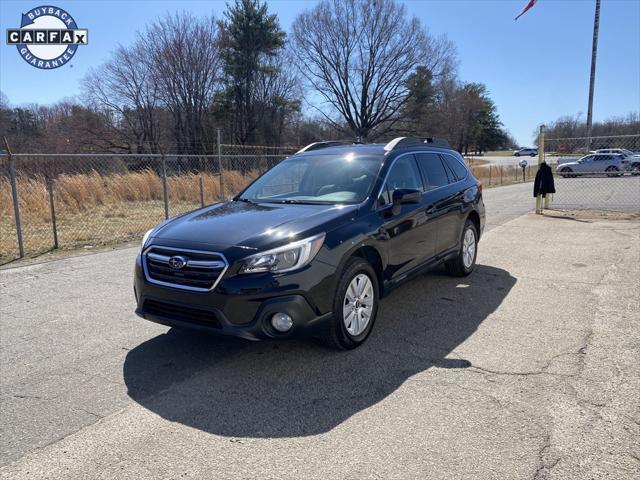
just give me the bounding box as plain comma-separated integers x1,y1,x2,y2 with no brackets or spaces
514,0,538,21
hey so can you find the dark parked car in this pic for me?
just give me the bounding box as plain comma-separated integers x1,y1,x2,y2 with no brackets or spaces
134,137,485,349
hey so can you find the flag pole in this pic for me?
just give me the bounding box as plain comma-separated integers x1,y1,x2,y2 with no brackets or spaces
586,0,601,150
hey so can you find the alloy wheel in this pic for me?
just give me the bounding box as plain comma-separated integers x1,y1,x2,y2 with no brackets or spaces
462,228,476,269
343,273,374,336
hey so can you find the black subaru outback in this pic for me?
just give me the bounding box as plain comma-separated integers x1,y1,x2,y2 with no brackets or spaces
134,137,485,349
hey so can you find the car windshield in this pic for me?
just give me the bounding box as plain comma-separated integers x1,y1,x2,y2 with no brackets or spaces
237,153,383,205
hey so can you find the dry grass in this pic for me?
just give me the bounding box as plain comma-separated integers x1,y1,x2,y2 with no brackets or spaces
468,164,538,187
0,169,259,262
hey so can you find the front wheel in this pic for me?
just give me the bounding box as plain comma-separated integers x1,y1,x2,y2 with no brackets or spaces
445,220,478,277
560,167,572,178
322,258,379,350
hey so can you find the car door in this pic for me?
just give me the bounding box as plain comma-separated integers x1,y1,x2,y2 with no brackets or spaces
377,154,436,280
593,154,608,173
415,152,461,255
577,155,594,173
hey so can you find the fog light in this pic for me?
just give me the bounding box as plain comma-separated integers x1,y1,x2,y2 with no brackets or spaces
271,312,293,332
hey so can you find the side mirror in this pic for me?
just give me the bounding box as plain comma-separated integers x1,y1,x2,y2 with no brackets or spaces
391,188,421,215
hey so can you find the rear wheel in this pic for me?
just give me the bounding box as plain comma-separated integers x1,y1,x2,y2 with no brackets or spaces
631,162,640,176
322,258,379,350
445,220,478,277
605,165,620,177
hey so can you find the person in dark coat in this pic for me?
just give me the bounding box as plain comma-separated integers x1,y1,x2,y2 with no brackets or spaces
533,162,556,198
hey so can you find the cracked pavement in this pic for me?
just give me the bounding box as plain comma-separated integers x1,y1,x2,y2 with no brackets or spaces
1,184,639,479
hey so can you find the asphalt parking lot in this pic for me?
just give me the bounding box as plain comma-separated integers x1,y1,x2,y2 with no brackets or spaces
1,184,639,479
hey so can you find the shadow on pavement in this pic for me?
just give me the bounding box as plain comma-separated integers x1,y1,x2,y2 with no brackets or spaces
124,264,515,437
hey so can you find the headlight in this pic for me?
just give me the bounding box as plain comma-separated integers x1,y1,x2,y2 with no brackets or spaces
239,233,325,274
141,228,154,249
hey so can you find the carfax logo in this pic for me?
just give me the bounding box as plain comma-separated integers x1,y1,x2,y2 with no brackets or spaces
5,5,88,69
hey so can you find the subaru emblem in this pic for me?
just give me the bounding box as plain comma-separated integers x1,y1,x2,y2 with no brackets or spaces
168,256,188,270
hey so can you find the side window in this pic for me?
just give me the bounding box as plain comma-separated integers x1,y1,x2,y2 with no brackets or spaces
443,155,469,181
441,157,456,182
385,155,424,193
416,153,450,189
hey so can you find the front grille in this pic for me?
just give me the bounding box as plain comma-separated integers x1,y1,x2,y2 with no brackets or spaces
143,247,228,292
143,299,222,329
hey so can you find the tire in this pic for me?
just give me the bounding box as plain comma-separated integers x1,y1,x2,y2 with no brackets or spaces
530,153,536,157
514,153,520,157
560,167,572,178
631,163,640,176
605,166,620,177
322,257,379,350
445,220,478,277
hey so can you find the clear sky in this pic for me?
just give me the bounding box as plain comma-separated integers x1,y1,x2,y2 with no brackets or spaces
1,0,639,146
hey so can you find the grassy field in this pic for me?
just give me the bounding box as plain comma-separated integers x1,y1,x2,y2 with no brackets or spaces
0,169,258,263
469,163,537,187
483,150,515,157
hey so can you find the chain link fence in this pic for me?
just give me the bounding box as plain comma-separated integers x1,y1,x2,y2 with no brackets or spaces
0,144,298,264
543,134,640,211
464,159,539,188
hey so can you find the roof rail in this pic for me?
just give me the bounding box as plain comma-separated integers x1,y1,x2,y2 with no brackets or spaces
295,141,351,154
384,136,451,152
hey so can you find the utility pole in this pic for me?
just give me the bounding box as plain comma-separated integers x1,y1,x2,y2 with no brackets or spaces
586,0,601,149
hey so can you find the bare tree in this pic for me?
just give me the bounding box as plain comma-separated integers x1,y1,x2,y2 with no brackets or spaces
83,43,162,153
254,54,302,144
143,13,223,154
291,0,457,140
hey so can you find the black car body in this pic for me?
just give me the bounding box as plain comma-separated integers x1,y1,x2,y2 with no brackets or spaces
134,138,485,349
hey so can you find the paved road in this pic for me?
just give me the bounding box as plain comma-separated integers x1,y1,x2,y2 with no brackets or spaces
483,174,640,213
2,188,639,479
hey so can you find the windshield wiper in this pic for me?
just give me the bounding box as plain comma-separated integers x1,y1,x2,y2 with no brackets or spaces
276,199,333,205
236,197,257,205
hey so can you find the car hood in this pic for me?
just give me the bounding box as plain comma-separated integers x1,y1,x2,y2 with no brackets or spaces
151,200,359,252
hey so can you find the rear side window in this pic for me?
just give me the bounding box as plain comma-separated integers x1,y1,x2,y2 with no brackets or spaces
416,153,449,189
442,155,468,181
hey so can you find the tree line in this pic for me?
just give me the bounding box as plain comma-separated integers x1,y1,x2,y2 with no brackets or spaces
541,113,640,139
2,0,534,154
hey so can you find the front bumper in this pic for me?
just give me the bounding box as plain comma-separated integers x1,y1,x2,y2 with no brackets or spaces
134,254,336,341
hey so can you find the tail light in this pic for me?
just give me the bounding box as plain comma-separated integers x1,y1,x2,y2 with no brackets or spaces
476,181,483,194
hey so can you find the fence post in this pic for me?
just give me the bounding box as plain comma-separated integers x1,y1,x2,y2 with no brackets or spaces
217,128,224,200
161,154,169,219
3,137,24,258
500,166,503,185
536,125,545,214
47,178,58,249
199,175,205,207
488,165,492,185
